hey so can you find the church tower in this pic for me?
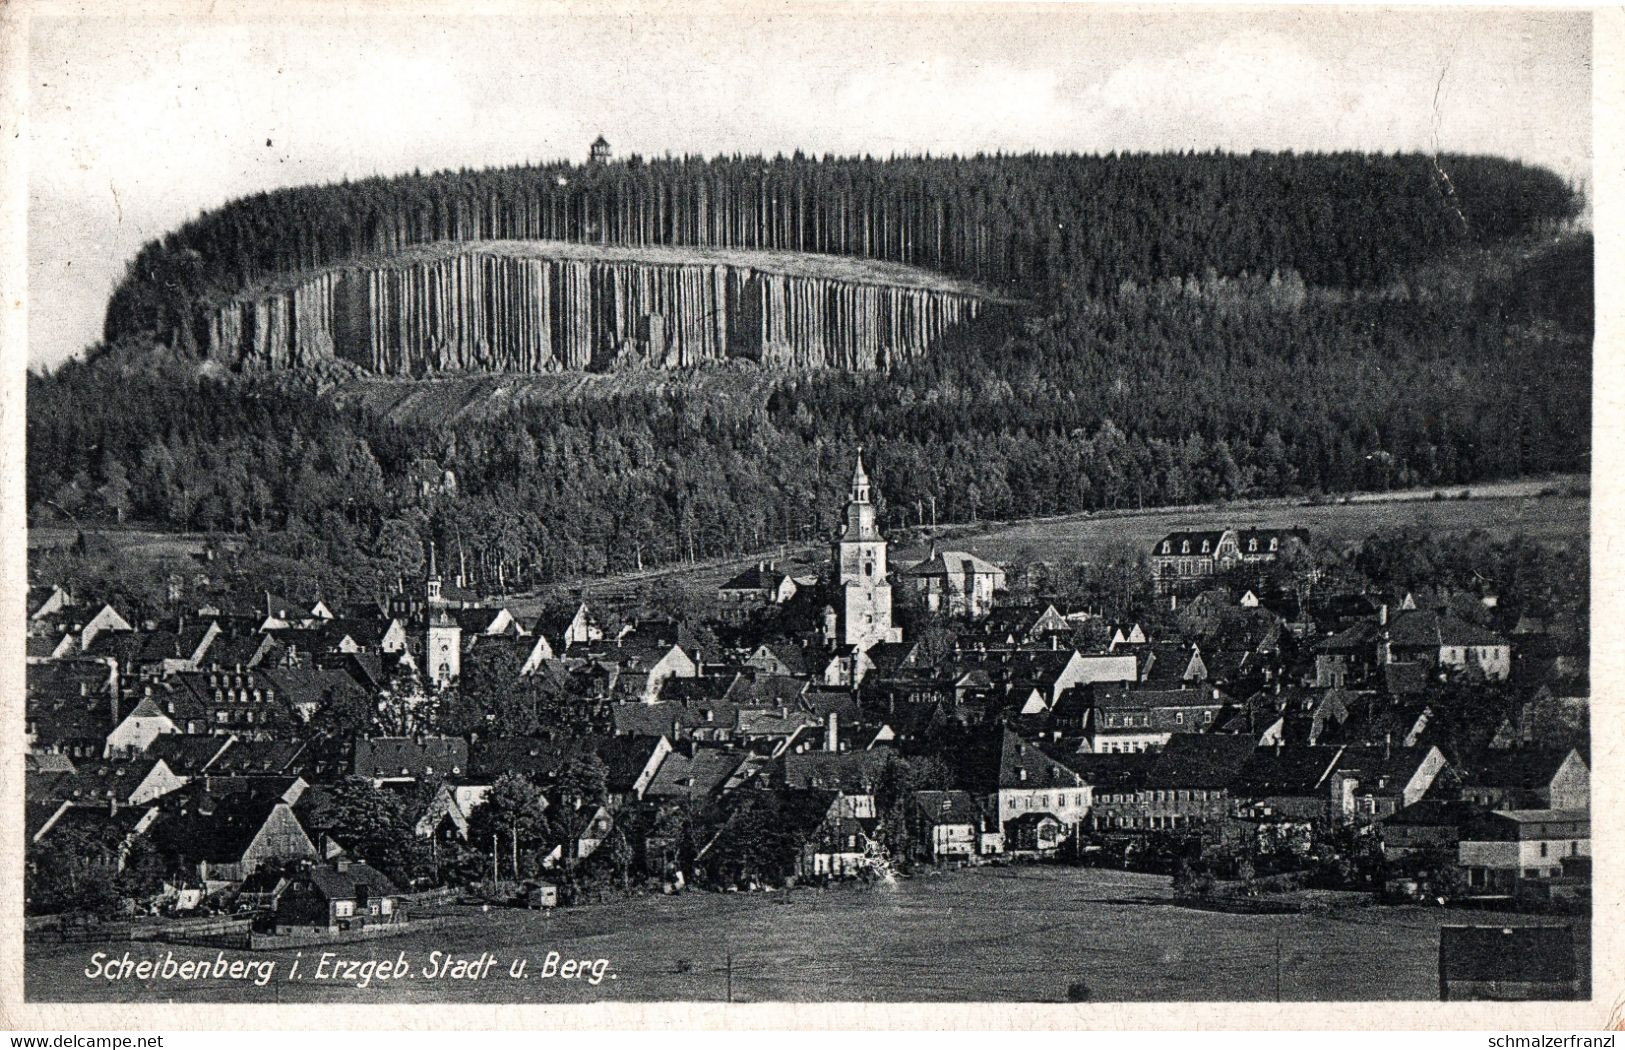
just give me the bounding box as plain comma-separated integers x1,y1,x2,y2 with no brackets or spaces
832,449,902,652
426,608,461,686
423,544,460,684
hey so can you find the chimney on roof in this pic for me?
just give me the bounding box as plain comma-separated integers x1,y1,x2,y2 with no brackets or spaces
826,711,839,753
1385,732,1392,760
1378,604,1389,627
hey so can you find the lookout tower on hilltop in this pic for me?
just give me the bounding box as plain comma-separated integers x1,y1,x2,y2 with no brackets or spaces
589,135,612,164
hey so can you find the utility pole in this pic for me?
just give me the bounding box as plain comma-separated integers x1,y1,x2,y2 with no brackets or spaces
726,948,733,1003
1274,935,1282,1002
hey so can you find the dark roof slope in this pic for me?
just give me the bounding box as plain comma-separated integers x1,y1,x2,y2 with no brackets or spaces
1464,748,1580,789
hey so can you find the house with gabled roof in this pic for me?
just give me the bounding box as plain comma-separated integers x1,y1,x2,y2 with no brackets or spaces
1331,743,1450,820
104,697,180,756
145,734,236,778
25,694,116,760
645,745,747,801
1150,527,1309,594
451,605,523,638
897,549,1006,619
743,640,816,678
1085,734,1255,832
573,638,698,703
1388,609,1512,680
26,756,185,808
353,736,469,787
199,631,279,672
1457,809,1589,892
514,632,557,674
955,728,1090,840
909,789,984,859
1140,643,1209,686
61,603,135,656
259,592,331,631
612,698,737,741
1229,745,1348,822
28,584,72,621
415,782,496,841
968,603,1071,646
1077,685,1226,754
534,602,603,652
136,621,223,675
1107,623,1148,648
1460,748,1589,811
599,734,674,804
165,668,304,738
272,858,401,934
717,561,799,622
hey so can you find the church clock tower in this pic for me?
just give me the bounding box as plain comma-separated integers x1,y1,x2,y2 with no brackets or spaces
832,449,902,652
423,544,460,685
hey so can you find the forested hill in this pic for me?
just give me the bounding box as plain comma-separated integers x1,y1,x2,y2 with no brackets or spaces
104,150,1577,353
29,151,1589,608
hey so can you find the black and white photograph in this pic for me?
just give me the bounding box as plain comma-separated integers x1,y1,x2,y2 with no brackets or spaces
4,0,1608,1022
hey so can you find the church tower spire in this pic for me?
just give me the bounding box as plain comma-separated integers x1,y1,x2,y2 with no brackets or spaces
831,448,902,653
426,542,443,606
850,447,871,504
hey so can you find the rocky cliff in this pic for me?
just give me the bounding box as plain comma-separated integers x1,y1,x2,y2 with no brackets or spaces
203,242,989,374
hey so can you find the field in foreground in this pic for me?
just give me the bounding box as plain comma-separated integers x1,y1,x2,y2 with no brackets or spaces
26,866,1589,1003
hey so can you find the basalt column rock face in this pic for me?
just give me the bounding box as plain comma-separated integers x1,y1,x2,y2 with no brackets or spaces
204,247,987,374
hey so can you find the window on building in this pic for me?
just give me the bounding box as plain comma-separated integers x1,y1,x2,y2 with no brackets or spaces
1162,542,1171,554
1540,842,1549,858
1249,539,1258,552
1201,540,1210,553
1270,538,1279,551
1181,541,1190,554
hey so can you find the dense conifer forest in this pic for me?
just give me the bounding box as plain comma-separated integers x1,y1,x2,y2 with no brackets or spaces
30,150,1590,605
102,151,1576,349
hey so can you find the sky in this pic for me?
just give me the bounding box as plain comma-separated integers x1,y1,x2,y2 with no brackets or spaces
24,3,1593,370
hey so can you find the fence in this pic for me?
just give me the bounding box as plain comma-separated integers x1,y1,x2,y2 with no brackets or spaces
248,914,458,951
25,922,133,946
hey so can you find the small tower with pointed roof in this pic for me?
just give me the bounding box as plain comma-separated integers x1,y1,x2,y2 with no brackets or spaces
831,448,902,651
425,542,444,607
589,135,612,164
